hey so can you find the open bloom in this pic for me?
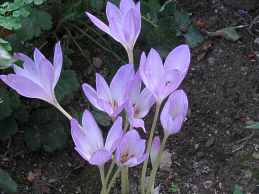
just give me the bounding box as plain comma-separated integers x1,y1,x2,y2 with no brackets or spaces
126,72,155,131
160,90,188,136
115,129,147,167
0,42,63,105
150,136,160,167
71,110,124,166
82,64,135,119
139,45,190,103
86,0,141,52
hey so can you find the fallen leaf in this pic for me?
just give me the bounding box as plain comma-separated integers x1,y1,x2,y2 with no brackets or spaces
207,27,241,42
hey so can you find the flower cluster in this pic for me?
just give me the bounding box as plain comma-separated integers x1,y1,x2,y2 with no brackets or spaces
0,0,191,194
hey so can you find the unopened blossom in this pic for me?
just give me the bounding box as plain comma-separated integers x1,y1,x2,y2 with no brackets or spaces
160,90,188,136
0,42,63,105
126,72,155,131
82,64,135,119
150,136,160,167
71,110,124,166
139,45,190,103
115,129,147,167
86,0,141,52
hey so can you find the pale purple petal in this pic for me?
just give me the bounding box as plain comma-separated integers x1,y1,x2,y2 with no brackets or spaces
110,64,134,105
160,90,188,136
123,157,138,167
88,149,112,166
106,2,121,22
123,9,136,49
109,17,126,47
86,12,110,34
82,110,104,149
53,41,63,87
159,69,182,102
97,99,114,116
139,49,165,98
111,102,127,118
119,0,135,13
34,48,54,92
13,64,40,86
96,73,112,102
150,136,160,167
0,74,52,103
105,117,124,152
135,88,155,118
128,72,142,103
164,44,190,79
82,83,102,111
71,119,92,161
13,52,37,73
131,118,145,132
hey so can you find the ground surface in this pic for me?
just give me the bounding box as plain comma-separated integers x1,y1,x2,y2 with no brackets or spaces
2,0,259,194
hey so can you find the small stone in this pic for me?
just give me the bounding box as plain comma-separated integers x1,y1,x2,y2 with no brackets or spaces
252,152,259,159
205,136,215,148
254,38,259,46
93,57,103,68
203,180,213,189
207,57,216,65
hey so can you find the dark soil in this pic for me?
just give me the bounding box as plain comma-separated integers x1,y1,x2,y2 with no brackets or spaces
2,0,259,194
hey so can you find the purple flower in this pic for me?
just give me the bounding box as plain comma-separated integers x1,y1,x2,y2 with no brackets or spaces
0,42,63,105
115,129,147,167
160,90,188,136
82,64,135,119
71,110,124,166
139,45,190,103
126,72,155,131
86,0,141,52
150,136,160,167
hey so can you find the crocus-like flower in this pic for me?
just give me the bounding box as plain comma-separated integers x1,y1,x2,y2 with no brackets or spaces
0,42,63,105
71,110,124,166
82,64,135,119
86,0,141,52
160,90,188,136
150,136,160,167
139,45,190,103
115,129,147,167
126,72,155,131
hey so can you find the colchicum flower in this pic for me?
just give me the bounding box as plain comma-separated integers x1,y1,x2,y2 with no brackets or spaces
0,42,63,105
82,64,135,119
126,72,155,131
71,110,124,166
139,45,190,103
160,90,188,136
115,129,147,167
86,0,141,52
150,136,160,167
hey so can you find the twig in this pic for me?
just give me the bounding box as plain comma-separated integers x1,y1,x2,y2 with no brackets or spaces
68,23,126,64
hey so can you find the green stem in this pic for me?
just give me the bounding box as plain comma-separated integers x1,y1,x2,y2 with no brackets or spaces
106,160,115,183
54,102,73,121
127,48,134,64
146,136,168,194
107,168,121,194
140,103,161,194
121,167,129,194
99,166,107,194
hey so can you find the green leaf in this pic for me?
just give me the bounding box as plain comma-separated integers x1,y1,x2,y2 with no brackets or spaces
89,0,105,12
92,110,111,127
233,185,243,194
175,10,192,35
0,44,16,69
16,8,52,41
0,38,12,51
0,168,17,193
56,70,80,103
184,25,204,48
0,15,22,30
217,27,241,42
25,108,68,152
0,117,18,140
246,122,259,129
0,88,21,120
